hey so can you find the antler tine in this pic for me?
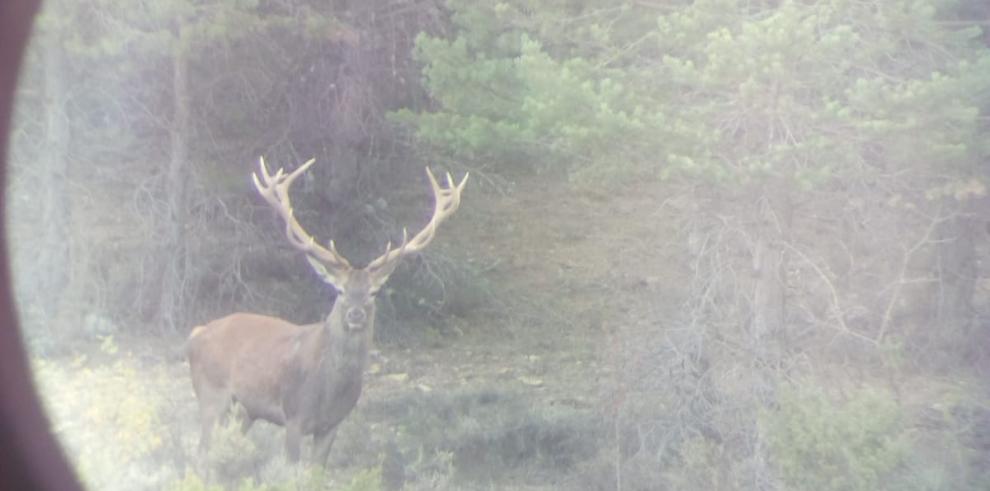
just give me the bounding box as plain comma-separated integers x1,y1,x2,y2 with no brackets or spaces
252,156,352,271
367,167,468,272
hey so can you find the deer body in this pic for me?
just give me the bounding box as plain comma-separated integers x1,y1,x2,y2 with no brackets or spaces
188,158,467,465
188,310,368,461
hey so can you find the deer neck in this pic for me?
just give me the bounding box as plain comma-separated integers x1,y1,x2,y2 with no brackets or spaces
321,302,372,375
289,308,370,432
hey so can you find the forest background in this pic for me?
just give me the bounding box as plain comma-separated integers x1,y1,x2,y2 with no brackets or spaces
7,1,990,490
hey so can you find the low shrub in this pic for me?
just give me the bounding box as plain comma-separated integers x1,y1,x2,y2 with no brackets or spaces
371,388,600,485
32,337,172,490
763,385,907,491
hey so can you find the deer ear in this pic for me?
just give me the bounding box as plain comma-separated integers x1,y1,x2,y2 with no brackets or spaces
306,255,347,289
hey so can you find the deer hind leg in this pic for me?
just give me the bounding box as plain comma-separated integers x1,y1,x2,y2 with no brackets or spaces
285,420,303,463
312,426,338,466
195,389,232,455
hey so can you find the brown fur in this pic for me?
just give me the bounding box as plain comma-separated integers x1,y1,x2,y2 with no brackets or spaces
187,301,372,464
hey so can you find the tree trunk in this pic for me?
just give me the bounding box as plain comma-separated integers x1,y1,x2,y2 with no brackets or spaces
934,205,977,345
751,183,791,370
750,182,791,490
158,22,190,332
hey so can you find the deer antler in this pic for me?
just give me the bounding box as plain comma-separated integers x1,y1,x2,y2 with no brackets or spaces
252,157,353,272
366,167,469,276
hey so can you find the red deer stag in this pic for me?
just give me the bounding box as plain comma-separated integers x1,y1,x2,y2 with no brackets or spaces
187,157,468,464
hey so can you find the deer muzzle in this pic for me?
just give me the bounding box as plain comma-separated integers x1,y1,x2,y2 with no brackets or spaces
344,306,368,330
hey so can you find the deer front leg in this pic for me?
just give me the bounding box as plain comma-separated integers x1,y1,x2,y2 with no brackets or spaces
285,420,303,462
313,426,338,465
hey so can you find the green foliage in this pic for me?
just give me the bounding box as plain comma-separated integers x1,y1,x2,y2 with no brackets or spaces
763,386,907,491
894,383,990,491
166,472,226,491
202,416,268,483
168,465,382,491
396,0,990,188
372,388,599,482
337,466,383,491
31,340,170,490
165,462,382,491
656,0,990,187
389,2,670,177
663,436,728,490
167,470,331,491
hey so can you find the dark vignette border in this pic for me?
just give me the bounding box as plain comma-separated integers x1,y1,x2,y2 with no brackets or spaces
0,1,84,489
